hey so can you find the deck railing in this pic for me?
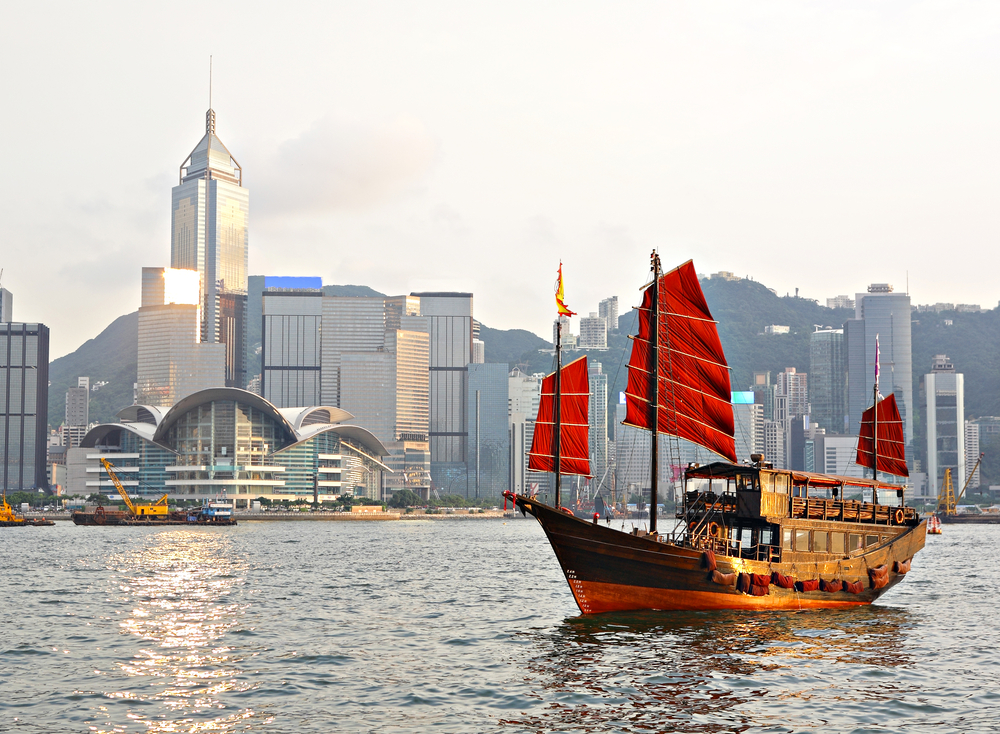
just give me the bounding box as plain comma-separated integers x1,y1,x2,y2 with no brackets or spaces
681,491,918,527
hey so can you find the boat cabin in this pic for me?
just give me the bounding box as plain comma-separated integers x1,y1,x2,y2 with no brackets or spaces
680,461,920,562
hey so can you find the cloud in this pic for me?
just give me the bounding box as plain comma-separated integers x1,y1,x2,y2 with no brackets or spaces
253,115,437,217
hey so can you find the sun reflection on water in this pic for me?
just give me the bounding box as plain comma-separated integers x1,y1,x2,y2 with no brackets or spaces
90,530,267,733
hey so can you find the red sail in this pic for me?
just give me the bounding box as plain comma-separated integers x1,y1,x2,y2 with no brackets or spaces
623,260,737,463
528,356,592,477
856,393,909,477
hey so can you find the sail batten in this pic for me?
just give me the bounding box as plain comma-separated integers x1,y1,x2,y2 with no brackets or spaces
624,260,737,463
528,356,592,478
856,393,909,477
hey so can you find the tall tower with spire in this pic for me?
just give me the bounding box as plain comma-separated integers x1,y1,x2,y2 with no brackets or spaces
170,106,249,388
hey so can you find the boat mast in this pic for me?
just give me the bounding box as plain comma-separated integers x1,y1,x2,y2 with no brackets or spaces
554,315,563,509
872,379,879,505
649,251,661,534
872,334,879,505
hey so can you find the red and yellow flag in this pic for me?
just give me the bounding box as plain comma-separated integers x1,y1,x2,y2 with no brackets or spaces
555,262,576,316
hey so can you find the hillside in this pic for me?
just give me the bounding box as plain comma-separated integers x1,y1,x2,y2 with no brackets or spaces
479,325,548,365
48,311,137,428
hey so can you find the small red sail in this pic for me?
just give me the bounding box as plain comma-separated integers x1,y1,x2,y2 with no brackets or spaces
856,393,909,477
623,260,737,463
528,356,592,477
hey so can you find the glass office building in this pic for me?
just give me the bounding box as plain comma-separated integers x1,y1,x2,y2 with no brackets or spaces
137,267,226,406
412,292,473,489
466,363,509,499
76,388,387,506
809,328,847,434
172,108,249,389
0,322,49,490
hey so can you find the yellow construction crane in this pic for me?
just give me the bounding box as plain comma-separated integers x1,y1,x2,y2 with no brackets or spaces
100,458,170,517
936,453,985,516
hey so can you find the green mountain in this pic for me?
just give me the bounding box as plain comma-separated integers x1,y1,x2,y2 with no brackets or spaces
479,325,548,365
48,311,137,428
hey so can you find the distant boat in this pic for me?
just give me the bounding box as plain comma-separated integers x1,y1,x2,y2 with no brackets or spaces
71,459,236,527
0,491,54,528
505,254,925,613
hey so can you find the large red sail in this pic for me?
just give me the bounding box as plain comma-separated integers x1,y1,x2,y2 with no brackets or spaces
623,260,737,463
528,356,592,477
856,393,909,477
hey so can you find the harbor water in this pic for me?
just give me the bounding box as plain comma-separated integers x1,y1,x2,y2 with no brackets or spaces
1,518,997,733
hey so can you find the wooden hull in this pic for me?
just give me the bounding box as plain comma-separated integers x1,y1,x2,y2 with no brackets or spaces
514,495,926,614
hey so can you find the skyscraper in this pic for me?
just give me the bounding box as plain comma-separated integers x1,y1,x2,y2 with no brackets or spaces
599,296,619,333
137,267,225,406
965,421,981,493
0,287,11,324
261,285,323,407
0,319,49,490
925,354,965,498
64,376,90,450
412,292,474,489
509,368,542,496
846,284,913,444
589,361,608,489
466,363,509,499
579,313,608,350
809,328,847,434
171,107,249,389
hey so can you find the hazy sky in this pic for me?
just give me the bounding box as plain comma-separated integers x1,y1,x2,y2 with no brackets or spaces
3,2,1000,358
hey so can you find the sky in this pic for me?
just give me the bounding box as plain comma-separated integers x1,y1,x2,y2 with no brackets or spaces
3,1,1000,359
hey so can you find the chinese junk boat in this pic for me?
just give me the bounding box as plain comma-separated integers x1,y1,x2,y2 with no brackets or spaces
504,255,925,613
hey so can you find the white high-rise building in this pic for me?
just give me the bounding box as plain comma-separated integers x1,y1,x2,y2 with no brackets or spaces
599,296,619,333
579,313,608,350
63,376,90,450
171,108,249,388
965,420,981,493
589,362,608,489
508,368,541,496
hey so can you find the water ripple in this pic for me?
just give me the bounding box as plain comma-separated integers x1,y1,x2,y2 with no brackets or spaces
1,521,999,731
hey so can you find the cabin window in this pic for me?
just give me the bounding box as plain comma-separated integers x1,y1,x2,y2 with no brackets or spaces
831,533,846,554
782,528,793,550
792,485,807,498
813,531,829,553
866,534,880,548
760,528,774,546
849,534,862,553
738,527,752,549
794,529,810,552
773,475,790,494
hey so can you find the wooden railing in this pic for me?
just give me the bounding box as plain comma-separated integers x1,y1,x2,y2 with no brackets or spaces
791,496,915,525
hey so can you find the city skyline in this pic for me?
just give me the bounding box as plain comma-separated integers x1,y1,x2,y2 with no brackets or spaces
5,4,1000,359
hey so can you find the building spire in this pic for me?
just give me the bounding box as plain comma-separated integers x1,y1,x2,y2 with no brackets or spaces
206,55,215,134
